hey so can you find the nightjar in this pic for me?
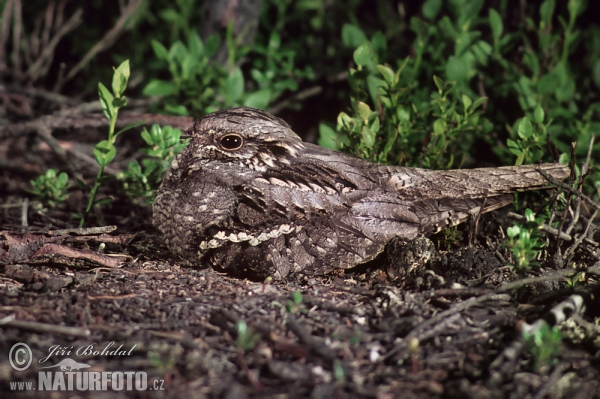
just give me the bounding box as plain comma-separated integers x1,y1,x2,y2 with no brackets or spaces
153,107,569,280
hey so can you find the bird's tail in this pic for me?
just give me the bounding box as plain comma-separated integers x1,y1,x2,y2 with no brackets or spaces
413,163,570,235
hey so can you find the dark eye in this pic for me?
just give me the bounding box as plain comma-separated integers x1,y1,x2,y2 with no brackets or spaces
220,134,243,150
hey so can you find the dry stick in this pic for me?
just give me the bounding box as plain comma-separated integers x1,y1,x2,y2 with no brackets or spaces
557,143,578,241
537,169,600,212
382,293,511,362
286,316,337,361
54,0,143,92
21,198,28,227
47,225,117,236
386,263,600,363
564,208,600,262
0,84,79,106
469,198,487,246
507,212,572,241
566,136,595,236
532,362,570,399
0,316,91,337
41,0,55,52
26,8,83,83
11,0,22,76
268,86,323,115
0,0,14,74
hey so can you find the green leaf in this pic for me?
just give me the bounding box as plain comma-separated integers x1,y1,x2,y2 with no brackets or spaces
93,140,116,166
433,75,446,93
112,96,127,108
489,9,503,39
507,139,522,155
93,197,114,206
356,102,372,121
525,208,535,222
169,41,187,63
353,43,372,67
57,172,69,186
243,89,271,109
518,117,533,139
540,0,556,27
462,94,472,111
537,73,559,95
370,31,387,58
342,24,367,48
558,153,569,164
507,225,520,238
204,34,221,57
433,119,445,135
114,121,145,138
317,123,340,150
112,60,130,97
361,125,375,148
376,65,395,85
471,97,487,110
226,67,245,104
268,32,281,51
423,0,442,20
445,56,467,82
98,82,114,120
533,104,545,124
151,40,169,60
165,104,189,116
142,80,178,96
555,78,575,102
181,54,199,80
397,107,410,122
515,153,525,166
187,31,204,59
370,115,380,133
141,129,152,146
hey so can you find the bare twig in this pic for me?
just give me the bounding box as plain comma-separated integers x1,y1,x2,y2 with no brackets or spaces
21,198,28,227
268,86,323,115
563,208,599,262
0,315,91,337
26,8,83,83
0,0,15,75
55,0,143,91
11,0,22,77
46,225,117,236
507,212,571,241
537,169,600,212
565,136,595,235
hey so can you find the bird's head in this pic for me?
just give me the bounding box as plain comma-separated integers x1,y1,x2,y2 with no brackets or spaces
182,107,305,174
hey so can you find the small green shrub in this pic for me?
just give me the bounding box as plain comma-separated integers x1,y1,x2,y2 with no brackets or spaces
118,124,189,205
79,60,141,227
236,320,259,352
29,169,70,208
505,209,546,274
524,324,563,372
143,26,313,116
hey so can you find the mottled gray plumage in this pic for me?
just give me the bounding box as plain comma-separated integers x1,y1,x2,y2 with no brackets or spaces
153,107,569,279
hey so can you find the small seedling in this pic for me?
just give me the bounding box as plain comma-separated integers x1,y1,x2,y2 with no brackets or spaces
29,169,70,208
80,60,142,227
505,208,545,275
118,124,188,204
236,320,258,352
286,290,305,314
524,324,562,372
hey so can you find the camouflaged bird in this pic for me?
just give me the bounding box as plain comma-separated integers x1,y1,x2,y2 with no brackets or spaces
153,107,569,280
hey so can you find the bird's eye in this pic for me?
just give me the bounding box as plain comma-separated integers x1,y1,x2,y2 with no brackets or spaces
220,134,243,150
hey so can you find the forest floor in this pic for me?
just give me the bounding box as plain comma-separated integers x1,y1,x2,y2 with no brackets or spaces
1,116,599,399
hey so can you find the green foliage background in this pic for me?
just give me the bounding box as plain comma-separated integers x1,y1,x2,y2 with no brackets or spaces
11,0,600,196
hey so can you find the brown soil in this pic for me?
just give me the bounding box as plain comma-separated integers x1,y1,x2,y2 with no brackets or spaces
1,123,599,399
